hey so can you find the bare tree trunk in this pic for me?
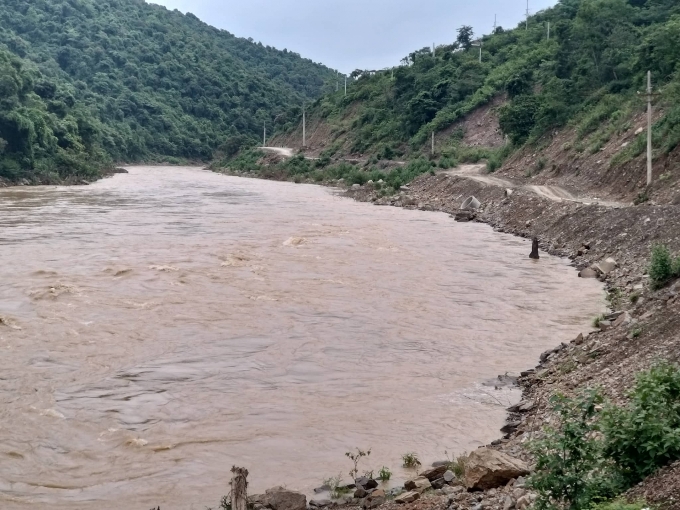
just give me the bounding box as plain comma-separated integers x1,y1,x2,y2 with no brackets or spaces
231,466,249,510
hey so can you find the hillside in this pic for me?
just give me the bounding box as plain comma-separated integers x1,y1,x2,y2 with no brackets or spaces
0,0,336,184
255,0,680,204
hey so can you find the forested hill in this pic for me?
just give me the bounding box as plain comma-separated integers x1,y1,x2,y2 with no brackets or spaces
264,0,680,194
0,0,336,184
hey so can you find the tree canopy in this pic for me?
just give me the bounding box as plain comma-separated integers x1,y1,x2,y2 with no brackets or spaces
295,0,680,161
0,0,336,182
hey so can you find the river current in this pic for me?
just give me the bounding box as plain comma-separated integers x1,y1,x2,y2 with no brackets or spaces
0,166,604,509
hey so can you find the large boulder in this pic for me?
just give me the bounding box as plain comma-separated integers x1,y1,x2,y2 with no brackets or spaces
263,487,307,510
418,465,448,481
464,449,530,490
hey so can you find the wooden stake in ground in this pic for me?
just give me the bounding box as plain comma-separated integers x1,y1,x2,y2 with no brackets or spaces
231,466,249,510
529,238,540,260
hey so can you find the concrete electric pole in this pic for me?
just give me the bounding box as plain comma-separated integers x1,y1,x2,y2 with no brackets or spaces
302,105,306,148
263,121,266,147
526,0,530,30
646,70,653,186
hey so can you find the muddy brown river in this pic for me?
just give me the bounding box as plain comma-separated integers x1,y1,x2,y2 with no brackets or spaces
0,166,604,509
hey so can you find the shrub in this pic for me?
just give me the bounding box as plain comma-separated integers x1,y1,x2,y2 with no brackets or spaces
323,475,351,499
529,392,623,510
402,452,421,469
648,244,680,289
377,466,392,481
345,448,371,479
446,451,467,481
602,362,680,486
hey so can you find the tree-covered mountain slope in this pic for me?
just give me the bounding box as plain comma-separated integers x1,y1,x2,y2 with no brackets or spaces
0,0,336,183
264,0,680,201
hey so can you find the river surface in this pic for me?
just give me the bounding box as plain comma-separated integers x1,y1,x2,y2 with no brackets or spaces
0,166,604,509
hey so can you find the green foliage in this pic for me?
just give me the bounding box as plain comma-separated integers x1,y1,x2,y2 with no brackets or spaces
445,450,467,481
602,362,680,485
529,392,623,510
590,502,649,510
0,0,335,182
457,26,474,51
499,95,540,145
377,466,392,482
323,475,351,499
401,452,421,469
288,0,680,171
648,244,680,289
530,364,680,509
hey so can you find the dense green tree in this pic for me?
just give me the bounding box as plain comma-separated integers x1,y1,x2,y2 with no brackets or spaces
0,0,336,182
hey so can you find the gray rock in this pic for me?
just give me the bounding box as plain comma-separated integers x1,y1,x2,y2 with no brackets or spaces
419,465,448,481
314,485,331,494
354,488,368,499
443,470,455,483
352,184,361,189
432,460,450,467
516,494,536,510
579,267,598,278
404,476,431,492
263,487,307,510
362,497,384,509
500,420,521,434
431,477,446,490
599,320,612,331
394,491,420,504
354,477,378,490
309,499,332,507
464,449,530,491
502,496,515,510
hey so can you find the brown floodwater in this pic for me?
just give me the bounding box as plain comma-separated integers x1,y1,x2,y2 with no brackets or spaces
0,166,604,509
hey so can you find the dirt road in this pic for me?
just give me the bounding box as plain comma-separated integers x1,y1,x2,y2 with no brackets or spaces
445,164,628,208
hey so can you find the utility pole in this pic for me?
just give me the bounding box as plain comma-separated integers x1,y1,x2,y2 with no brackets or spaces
526,0,530,30
432,43,435,57
493,14,497,34
547,21,550,40
431,132,435,156
302,105,306,148
344,75,347,96
391,68,394,80
263,120,266,147
336,72,339,92
472,41,482,63
646,70,653,186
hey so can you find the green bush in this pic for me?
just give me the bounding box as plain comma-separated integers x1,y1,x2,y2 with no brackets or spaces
648,244,680,289
530,363,680,509
602,362,680,485
529,392,622,510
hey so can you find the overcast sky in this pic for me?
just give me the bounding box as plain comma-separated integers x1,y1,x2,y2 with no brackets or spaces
149,0,558,73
